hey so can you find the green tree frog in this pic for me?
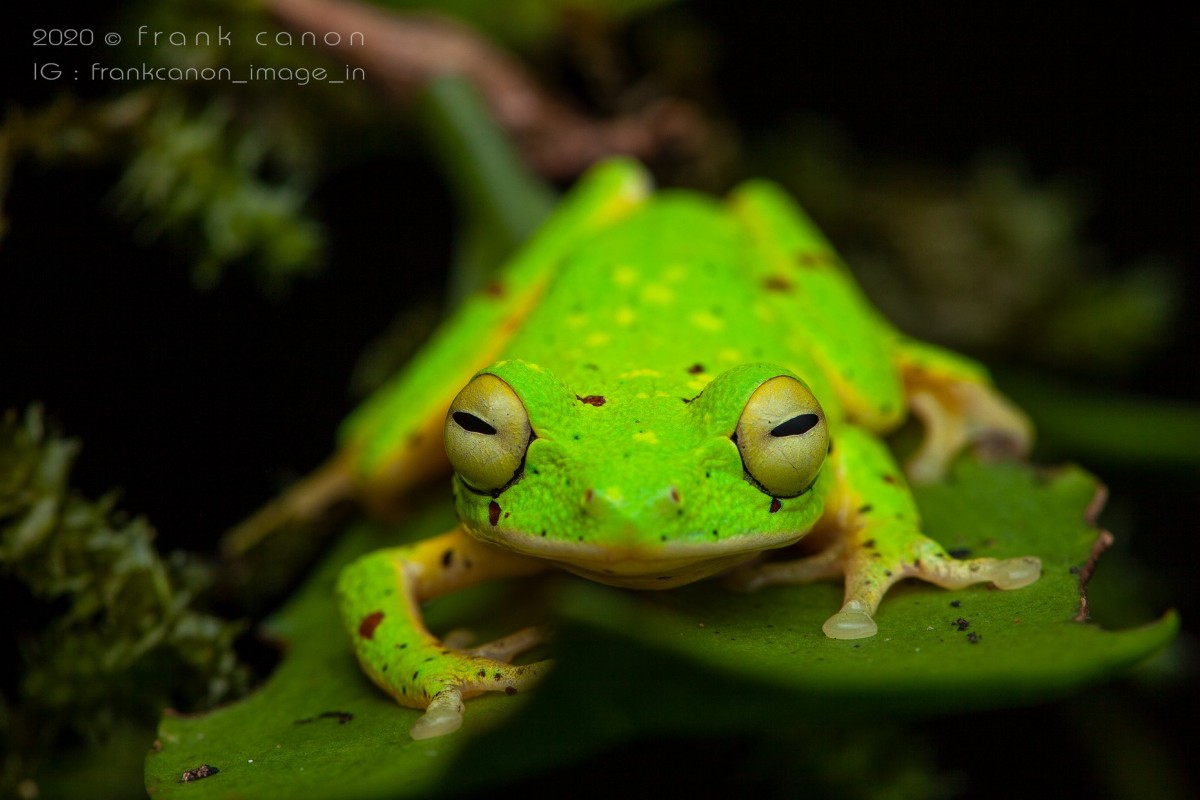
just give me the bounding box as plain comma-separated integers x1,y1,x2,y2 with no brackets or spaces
253,159,1041,740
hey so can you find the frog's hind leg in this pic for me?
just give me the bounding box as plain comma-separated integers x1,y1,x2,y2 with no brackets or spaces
337,527,553,739
729,427,1040,640
897,338,1033,484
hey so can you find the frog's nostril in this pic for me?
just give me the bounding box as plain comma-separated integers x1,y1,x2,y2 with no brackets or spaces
584,487,594,504
669,486,681,504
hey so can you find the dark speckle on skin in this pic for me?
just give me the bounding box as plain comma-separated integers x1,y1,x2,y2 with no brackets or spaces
576,394,607,406
489,501,501,526
769,497,782,514
483,281,504,297
862,539,876,549
948,548,972,559
950,600,961,608
955,617,971,631
505,687,517,695
688,363,705,374
764,276,792,292
441,549,453,568
858,504,873,514
967,632,981,644
881,474,897,484
796,251,836,268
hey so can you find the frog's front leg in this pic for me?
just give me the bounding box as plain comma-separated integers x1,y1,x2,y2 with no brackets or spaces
336,527,552,739
897,339,1033,484
729,427,1040,640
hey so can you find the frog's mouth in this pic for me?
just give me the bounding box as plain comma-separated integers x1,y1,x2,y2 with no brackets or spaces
481,527,804,590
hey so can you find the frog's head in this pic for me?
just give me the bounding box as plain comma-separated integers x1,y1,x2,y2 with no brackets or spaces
443,360,830,589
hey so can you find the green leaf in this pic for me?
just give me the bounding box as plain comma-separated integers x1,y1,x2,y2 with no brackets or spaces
145,460,1176,798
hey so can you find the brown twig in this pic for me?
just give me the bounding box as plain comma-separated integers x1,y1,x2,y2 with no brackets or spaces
266,0,710,178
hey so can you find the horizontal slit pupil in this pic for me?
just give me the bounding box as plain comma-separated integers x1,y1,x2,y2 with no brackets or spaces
454,411,497,435
770,413,819,437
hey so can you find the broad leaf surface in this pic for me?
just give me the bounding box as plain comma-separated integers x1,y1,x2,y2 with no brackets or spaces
145,461,1176,798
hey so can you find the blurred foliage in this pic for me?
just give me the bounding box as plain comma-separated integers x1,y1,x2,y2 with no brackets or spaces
112,95,324,292
0,407,248,795
754,119,1180,376
376,0,680,49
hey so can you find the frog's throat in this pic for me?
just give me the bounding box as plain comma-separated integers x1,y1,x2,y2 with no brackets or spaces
477,527,804,590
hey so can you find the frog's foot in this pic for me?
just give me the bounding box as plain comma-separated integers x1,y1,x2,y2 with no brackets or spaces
724,539,844,593
823,536,1042,641
337,527,554,740
464,626,551,661
408,652,553,740
904,375,1033,485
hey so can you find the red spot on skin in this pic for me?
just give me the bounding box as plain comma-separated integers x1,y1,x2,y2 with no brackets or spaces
882,474,897,484
358,611,385,639
670,486,681,503
764,276,792,292
687,363,705,375
489,501,501,526
769,498,782,514
484,281,505,297
576,394,606,406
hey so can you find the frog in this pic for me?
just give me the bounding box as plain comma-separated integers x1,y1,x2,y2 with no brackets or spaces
245,159,1041,740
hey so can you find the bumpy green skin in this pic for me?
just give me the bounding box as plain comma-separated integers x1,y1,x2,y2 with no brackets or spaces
335,160,1038,739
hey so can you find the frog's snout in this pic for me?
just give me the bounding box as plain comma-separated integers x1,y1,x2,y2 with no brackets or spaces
579,484,683,526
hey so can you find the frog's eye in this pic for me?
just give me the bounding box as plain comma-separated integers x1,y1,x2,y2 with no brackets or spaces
444,374,532,492
734,375,829,498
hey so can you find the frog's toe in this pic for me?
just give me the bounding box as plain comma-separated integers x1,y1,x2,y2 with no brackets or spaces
986,556,1042,589
410,688,465,740
466,626,550,662
822,602,878,640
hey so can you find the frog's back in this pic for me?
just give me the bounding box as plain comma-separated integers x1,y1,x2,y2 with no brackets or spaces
502,194,834,412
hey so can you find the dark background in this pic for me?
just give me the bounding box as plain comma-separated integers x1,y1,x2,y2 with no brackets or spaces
3,2,1197,797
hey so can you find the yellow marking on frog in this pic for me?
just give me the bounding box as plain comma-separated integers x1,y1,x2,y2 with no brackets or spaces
615,307,636,326
663,264,687,283
585,332,611,348
690,310,725,332
613,266,637,286
566,312,589,329
635,392,650,399
687,375,714,392
718,347,743,363
633,431,660,445
641,284,675,305
654,391,670,398
601,486,624,504
620,369,661,380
